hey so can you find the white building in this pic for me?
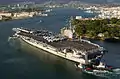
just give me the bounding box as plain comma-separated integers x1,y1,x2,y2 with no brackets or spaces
98,33,104,37
13,12,34,18
0,15,2,20
76,16,82,20
0,12,12,17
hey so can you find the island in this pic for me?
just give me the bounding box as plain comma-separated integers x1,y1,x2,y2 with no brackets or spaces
72,18,120,40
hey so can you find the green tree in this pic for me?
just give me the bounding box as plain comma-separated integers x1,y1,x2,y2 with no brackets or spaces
110,18,118,24
75,24,84,36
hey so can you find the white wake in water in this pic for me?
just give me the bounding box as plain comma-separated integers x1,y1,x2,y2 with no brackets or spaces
84,68,120,79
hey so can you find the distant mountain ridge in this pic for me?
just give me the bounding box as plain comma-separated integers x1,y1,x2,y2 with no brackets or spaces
0,0,120,4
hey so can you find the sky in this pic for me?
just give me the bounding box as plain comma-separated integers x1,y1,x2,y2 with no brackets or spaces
0,0,120,4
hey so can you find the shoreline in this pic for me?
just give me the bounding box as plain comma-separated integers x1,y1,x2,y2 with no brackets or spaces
81,36,120,42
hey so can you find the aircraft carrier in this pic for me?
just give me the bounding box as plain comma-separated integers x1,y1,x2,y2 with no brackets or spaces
12,27,106,65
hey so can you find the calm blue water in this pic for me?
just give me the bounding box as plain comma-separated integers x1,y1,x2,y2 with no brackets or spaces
0,8,120,79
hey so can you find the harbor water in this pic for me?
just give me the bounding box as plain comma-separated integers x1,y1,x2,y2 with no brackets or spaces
0,8,120,79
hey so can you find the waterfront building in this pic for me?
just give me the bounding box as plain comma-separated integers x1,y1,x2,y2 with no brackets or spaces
0,12,12,17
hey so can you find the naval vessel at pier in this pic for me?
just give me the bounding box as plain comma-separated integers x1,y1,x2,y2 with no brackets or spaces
11,27,106,65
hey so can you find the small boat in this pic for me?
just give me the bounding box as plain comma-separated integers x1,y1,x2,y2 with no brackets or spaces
76,62,120,78
38,20,42,23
